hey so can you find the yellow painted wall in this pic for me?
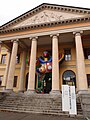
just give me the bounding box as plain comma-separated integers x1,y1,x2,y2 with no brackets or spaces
0,42,90,92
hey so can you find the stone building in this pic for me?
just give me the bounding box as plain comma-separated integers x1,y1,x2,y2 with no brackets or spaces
0,3,90,95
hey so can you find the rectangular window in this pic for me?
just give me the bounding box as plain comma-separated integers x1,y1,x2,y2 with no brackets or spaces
0,76,3,86
1,54,6,64
87,74,90,88
16,54,20,64
64,49,71,61
13,76,18,87
84,48,90,59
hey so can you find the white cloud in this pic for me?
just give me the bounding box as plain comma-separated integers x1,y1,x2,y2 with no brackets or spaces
0,0,90,25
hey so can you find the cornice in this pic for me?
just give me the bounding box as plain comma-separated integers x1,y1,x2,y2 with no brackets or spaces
0,3,90,30
0,16,90,34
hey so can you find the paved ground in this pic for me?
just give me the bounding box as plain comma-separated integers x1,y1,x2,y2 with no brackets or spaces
0,111,85,120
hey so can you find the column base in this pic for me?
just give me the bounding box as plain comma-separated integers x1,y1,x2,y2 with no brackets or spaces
0,86,6,90
0,86,6,92
24,90,36,95
77,90,88,94
0,89,16,96
2,89,13,93
18,90,24,93
18,90,24,95
50,90,61,96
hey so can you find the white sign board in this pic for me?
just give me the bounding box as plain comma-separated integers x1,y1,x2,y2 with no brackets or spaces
62,85,69,111
62,85,77,115
69,86,77,115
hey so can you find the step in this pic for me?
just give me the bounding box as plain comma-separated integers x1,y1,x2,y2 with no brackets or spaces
0,93,83,117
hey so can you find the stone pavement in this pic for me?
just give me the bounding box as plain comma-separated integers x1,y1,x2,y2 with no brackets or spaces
0,111,85,120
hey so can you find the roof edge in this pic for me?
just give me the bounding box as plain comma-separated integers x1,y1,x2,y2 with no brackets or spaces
0,3,90,30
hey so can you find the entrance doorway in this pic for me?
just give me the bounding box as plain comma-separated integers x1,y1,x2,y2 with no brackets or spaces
25,73,29,90
43,72,52,93
36,72,52,94
62,70,76,88
25,70,52,93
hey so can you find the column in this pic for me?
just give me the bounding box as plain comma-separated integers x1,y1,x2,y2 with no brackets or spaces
6,40,19,91
50,34,60,95
18,51,27,92
1,51,11,90
74,32,88,94
27,37,37,94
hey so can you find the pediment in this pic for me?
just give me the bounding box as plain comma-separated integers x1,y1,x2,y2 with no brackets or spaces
12,10,86,29
1,3,90,30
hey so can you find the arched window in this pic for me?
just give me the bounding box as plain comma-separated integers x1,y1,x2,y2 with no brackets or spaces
62,70,76,87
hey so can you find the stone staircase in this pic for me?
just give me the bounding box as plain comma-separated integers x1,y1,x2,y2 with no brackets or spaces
77,97,83,115
0,93,83,117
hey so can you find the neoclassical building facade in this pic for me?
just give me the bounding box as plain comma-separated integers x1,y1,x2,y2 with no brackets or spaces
0,3,90,94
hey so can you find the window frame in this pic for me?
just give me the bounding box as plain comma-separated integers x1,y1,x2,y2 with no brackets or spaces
64,48,71,61
84,48,90,60
0,75,3,86
13,76,18,87
1,54,7,64
87,74,90,88
16,54,20,64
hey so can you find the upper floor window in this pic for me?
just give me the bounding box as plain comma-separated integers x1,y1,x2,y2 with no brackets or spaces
0,76,3,86
84,48,90,59
16,54,20,64
13,76,18,87
64,49,71,61
1,54,6,64
87,74,90,88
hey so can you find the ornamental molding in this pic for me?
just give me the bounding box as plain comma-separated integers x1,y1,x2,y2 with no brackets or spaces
0,16,90,34
60,65,76,68
12,10,85,29
13,11,64,28
0,3,90,30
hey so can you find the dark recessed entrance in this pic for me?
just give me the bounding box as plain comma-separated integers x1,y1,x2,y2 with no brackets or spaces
43,72,52,93
25,73,29,90
36,72,52,94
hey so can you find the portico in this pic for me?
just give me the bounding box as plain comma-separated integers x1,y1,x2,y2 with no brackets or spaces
0,3,90,95
0,31,88,94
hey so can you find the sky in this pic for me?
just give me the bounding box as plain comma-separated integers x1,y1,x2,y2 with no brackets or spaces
0,0,90,26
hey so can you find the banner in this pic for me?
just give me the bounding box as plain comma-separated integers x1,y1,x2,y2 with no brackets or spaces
69,86,77,115
62,85,69,111
62,85,77,115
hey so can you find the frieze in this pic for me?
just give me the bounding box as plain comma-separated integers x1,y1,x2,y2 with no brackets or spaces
13,10,84,28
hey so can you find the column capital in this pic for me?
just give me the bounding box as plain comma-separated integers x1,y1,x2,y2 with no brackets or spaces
73,31,83,36
50,34,59,38
11,39,19,43
29,37,38,41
